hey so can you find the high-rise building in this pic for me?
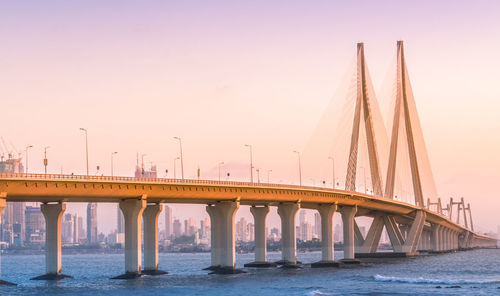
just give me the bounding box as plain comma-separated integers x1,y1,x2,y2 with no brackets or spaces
314,213,321,240
200,217,210,239
299,222,312,241
86,203,98,244
164,205,172,239
247,223,255,242
173,219,182,238
25,206,44,245
299,210,307,225
334,223,342,242
117,204,124,234
73,213,79,243
236,217,248,241
184,217,197,236
61,213,74,244
77,216,85,243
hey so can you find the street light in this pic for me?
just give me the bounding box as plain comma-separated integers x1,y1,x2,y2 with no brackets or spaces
293,150,302,186
111,151,118,176
173,157,180,179
218,162,224,181
267,169,272,183
25,145,33,174
256,168,260,183
244,144,253,183
43,146,50,174
173,137,184,180
328,156,335,189
79,128,89,176
141,154,147,177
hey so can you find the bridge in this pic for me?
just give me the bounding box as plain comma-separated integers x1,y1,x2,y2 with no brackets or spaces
0,41,496,281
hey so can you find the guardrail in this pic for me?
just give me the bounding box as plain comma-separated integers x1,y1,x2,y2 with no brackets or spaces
0,172,349,193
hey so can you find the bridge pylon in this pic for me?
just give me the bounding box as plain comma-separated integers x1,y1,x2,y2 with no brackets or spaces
345,43,384,196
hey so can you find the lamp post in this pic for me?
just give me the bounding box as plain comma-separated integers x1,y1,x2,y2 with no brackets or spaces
173,137,184,180
244,144,253,183
141,154,147,177
25,145,33,174
43,146,50,174
218,162,224,181
111,151,118,176
267,169,272,183
293,150,302,186
328,156,335,189
256,168,260,183
173,157,180,179
79,128,89,176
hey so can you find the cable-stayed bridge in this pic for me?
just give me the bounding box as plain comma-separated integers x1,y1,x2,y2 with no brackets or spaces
0,41,496,281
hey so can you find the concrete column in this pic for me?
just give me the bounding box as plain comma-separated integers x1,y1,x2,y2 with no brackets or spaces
213,201,239,270
31,202,71,280
277,203,300,265
431,225,439,251
143,204,166,275
318,204,337,261
0,198,4,225
42,203,65,275
250,206,269,263
206,204,221,268
340,206,357,260
116,197,146,278
311,204,339,267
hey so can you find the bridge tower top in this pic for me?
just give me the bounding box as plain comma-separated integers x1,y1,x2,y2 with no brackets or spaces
345,42,384,196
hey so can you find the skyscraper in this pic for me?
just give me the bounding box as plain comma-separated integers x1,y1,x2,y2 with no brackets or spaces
61,213,74,244
73,213,79,243
117,204,124,234
164,205,172,239
173,219,182,238
25,206,44,245
86,203,98,244
314,212,321,240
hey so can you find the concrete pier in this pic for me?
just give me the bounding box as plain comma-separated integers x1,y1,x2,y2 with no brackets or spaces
31,202,72,280
340,206,359,263
245,206,276,268
311,204,339,268
206,201,242,274
277,203,300,266
142,204,167,275
0,197,16,285
112,197,146,279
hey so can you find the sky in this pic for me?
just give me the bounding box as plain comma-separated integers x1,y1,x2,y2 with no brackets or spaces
1,0,499,234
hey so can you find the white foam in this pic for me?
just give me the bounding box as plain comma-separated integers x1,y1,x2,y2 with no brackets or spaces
373,274,500,285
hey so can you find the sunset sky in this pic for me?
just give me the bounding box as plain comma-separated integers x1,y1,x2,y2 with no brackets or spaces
1,1,499,234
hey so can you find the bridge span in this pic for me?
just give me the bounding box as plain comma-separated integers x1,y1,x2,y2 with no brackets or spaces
0,41,497,281
0,172,496,278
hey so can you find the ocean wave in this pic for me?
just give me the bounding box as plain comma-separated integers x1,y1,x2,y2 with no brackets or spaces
373,274,500,285
305,290,333,296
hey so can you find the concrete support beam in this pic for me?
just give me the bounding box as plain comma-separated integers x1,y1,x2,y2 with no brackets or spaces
0,197,16,285
384,216,404,252
143,204,167,275
206,201,240,272
112,196,146,279
431,224,440,251
277,202,300,265
356,215,384,254
245,206,276,267
402,211,426,253
206,204,221,268
340,206,357,261
31,202,71,280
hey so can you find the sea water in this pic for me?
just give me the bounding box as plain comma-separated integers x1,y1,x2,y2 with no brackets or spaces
1,249,499,295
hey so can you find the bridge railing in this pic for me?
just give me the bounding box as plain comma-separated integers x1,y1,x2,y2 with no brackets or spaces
0,172,349,193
